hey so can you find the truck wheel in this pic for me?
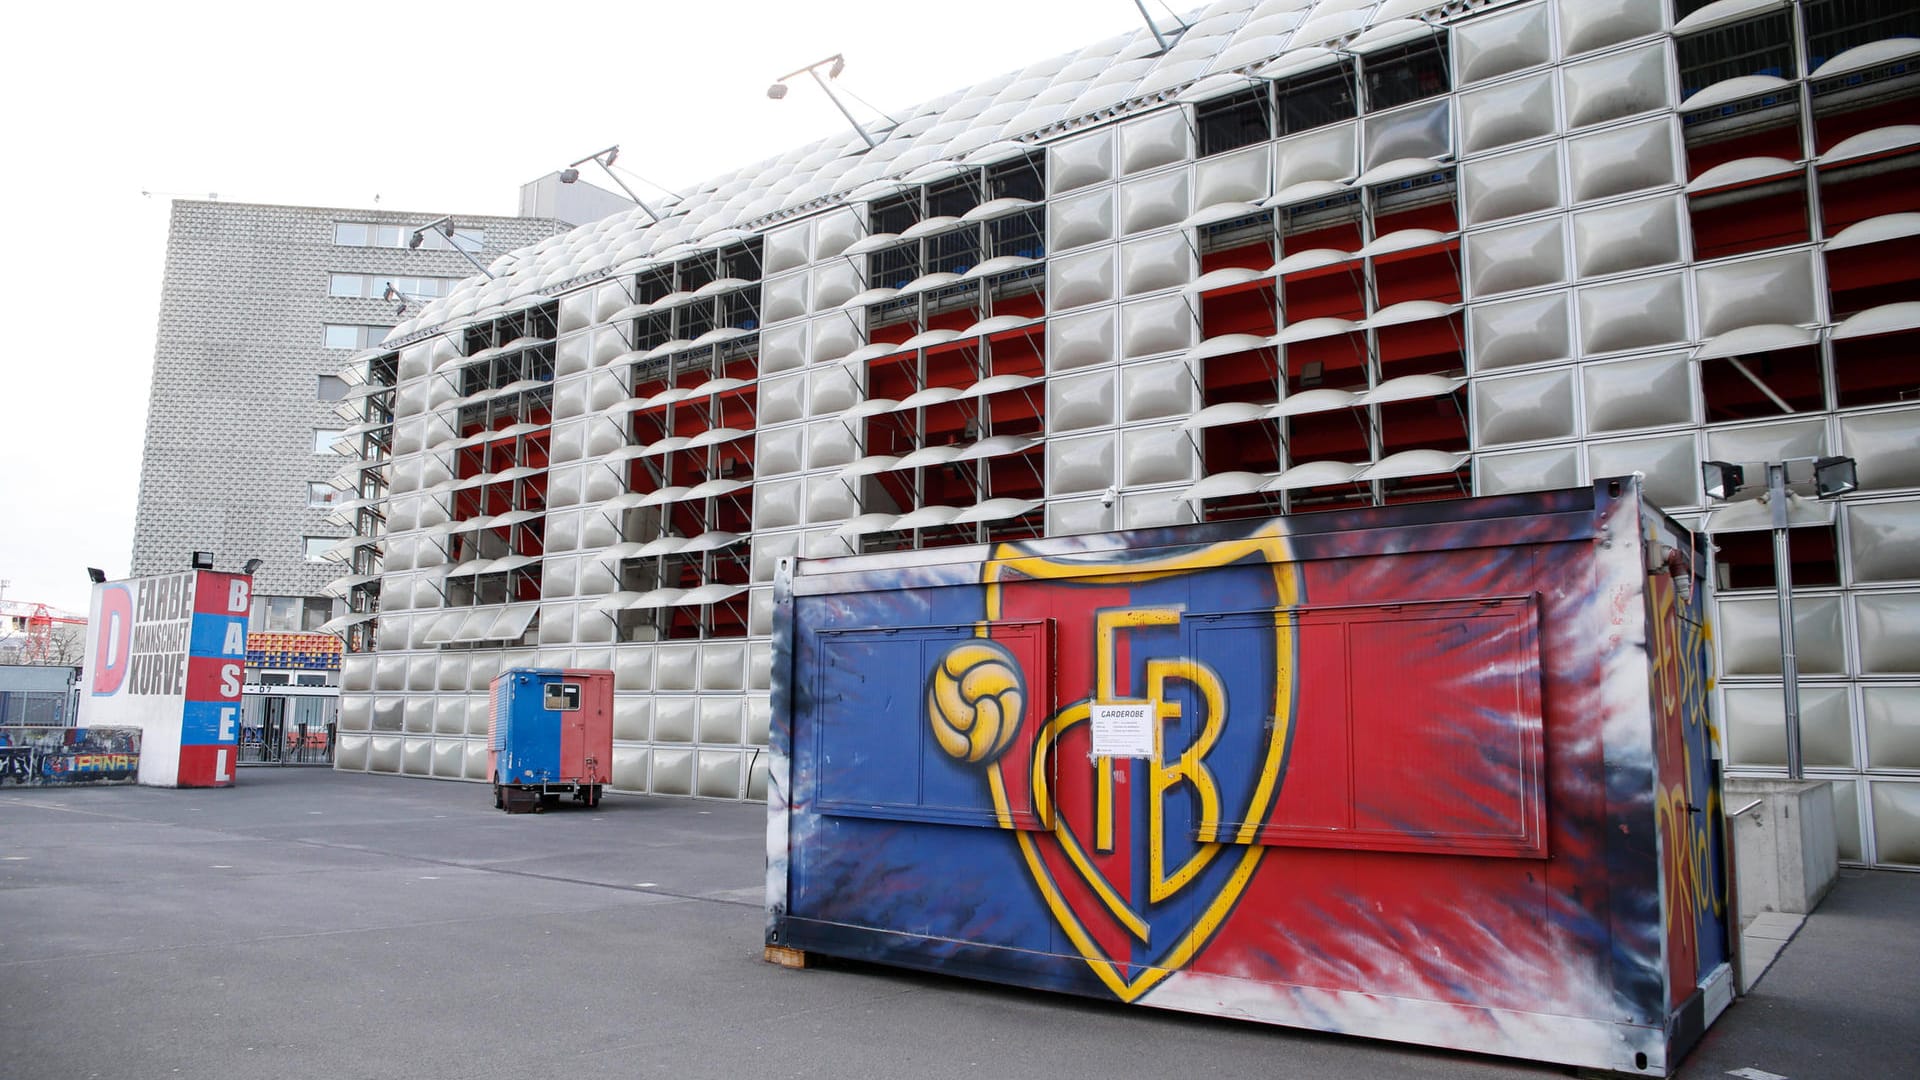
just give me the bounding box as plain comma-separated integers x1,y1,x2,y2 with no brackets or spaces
493,777,503,809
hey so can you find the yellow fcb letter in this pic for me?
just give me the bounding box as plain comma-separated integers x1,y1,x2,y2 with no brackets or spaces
929,640,1025,764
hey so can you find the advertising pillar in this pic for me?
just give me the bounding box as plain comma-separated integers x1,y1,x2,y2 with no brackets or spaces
80,570,252,787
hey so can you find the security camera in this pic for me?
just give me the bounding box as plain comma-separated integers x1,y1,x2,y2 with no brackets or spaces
1100,487,1118,509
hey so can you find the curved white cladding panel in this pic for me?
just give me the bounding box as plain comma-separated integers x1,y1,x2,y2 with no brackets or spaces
1047,307,1118,372
1469,291,1573,372
1573,196,1682,279
653,748,695,795
1051,246,1118,308
1558,0,1666,58
1121,109,1192,175
1472,369,1577,447
1049,432,1115,495
1456,2,1551,85
338,695,372,732
1840,409,1920,491
1865,687,1920,768
403,695,434,733
1849,501,1920,583
1119,423,1200,487
758,374,805,425
1721,593,1850,678
1051,187,1116,251
1857,594,1920,675
1724,686,1856,768
1119,169,1192,235
1121,232,1195,296
702,642,747,691
763,220,812,275
1121,294,1197,359
1364,100,1450,166
1273,122,1357,189
654,697,696,742
760,322,807,375
1562,43,1670,131
698,698,744,743
1468,217,1568,298
1585,432,1698,510
754,478,803,530
762,273,808,325
804,474,860,524
436,654,468,692
1577,272,1687,355
555,332,592,377
1196,144,1272,207
1049,369,1118,433
1458,73,1556,156
1705,417,1828,467
815,209,861,261
808,311,862,366
1051,129,1116,194
1047,495,1115,536
1694,252,1819,338
1122,357,1198,423
433,697,466,736
1581,352,1693,434
751,532,799,583
1463,144,1563,226
335,734,369,770
811,260,863,312
614,695,652,742
657,644,701,692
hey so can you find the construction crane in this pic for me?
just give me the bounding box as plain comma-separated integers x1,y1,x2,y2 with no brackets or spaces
23,604,86,664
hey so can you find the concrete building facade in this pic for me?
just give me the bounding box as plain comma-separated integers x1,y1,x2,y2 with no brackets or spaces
327,0,1920,867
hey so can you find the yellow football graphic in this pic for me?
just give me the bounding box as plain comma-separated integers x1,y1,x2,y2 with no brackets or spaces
928,641,1025,764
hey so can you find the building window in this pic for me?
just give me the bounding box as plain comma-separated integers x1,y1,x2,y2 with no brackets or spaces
316,375,349,402
313,429,344,454
1364,39,1450,112
1197,89,1272,156
328,273,463,300
254,594,335,631
307,482,341,508
1676,12,1796,101
323,323,391,349
1276,65,1357,135
301,537,336,562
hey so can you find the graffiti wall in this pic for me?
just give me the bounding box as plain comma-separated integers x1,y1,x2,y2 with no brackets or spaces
0,727,142,786
769,479,1732,1078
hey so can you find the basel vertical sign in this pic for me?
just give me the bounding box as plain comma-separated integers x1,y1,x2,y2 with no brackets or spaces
80,570,251,787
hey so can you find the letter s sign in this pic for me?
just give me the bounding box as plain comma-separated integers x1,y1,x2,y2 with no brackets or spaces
91,585,133,695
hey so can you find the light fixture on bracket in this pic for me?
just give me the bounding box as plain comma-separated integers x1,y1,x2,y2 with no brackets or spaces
767,53,898,151
560,145,667,223
406,216,494,279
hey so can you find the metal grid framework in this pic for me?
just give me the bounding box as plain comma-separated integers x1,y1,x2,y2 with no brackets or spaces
325,0,1920,868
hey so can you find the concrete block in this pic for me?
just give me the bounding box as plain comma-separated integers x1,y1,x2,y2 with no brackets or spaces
1726,777,1839,920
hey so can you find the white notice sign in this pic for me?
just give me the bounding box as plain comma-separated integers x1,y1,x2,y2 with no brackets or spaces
1089,703,1155,758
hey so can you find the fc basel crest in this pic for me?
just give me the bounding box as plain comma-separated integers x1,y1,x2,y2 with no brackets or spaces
925,526,1300,1001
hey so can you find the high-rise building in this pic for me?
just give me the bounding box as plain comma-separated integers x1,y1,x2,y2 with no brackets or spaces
329,0,1920,868
133,199,580,742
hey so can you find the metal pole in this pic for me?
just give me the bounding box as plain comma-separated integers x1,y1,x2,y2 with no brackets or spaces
1769,462,1803,780
807,69,879,149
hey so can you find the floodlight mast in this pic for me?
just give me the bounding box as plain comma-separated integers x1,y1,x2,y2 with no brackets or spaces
1701,455,1858,780
560,146,664,223
407,216,494,279
767,54,883,150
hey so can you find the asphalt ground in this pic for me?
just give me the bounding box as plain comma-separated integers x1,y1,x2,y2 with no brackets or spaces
1,768,1912,1080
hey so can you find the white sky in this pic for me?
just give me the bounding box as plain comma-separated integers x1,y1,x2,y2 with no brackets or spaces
0,0,1167,616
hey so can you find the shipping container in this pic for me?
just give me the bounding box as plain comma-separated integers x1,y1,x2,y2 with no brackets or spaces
488,668,612,810
766,479,1733,1076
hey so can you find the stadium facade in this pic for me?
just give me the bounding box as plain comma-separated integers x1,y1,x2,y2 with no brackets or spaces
325,0,1920,867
